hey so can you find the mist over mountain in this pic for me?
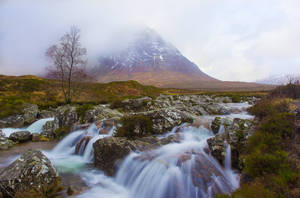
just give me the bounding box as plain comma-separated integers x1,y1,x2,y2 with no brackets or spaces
91,28,216,88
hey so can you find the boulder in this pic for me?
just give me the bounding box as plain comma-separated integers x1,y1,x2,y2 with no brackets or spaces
141,108,194,134
0,130,16,150
22,103,39,124
8,131,32,143
0,115,24,128
41,120,59,138
93,135,180,176
38,110,55,119
121,97,152,112
0,150,61,198
207,118,254,169
55,105,78,128
83,105,123,123
211,117,222,134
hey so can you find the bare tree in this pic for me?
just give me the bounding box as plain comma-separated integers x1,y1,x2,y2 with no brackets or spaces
46,26,88,104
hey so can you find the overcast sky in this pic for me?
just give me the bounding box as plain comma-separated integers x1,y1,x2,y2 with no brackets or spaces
0,0,299,82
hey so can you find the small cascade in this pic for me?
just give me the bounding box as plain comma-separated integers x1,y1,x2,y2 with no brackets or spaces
1,117,54,137
224,142,239,189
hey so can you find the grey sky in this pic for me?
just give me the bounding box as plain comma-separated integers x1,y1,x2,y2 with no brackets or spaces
0,0,299,81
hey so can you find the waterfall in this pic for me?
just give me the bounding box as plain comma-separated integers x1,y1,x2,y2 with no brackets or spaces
1,117,54,137
76,127,239,198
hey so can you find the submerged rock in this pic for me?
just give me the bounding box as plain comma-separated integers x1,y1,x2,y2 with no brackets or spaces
0,150,61,198
8,131,32,143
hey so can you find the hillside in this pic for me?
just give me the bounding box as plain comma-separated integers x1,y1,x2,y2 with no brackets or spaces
0,75,270,119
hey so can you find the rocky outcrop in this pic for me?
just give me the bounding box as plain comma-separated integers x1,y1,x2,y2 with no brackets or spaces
0,115,24,128
38,110,55,119
0,150,61,198
207,118,254,169
93,135,180,176
0,130,16,150
141,108,194,134
8,131,32,143
22,103,39,124
211,117,222,134
83,105,123,123
55,105,78,128
41,120,59,139
120,97,152,112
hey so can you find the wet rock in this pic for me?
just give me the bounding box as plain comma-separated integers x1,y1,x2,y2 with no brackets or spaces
75,136,92,155
31,133,41,142
93,135,179,176
38,110,55,119
55,105,78,128
22,103,39,124
72,123,91,131
211,117,222,134
83,105,123,123
207,118,254,169
0,115,24,128
141,108,194,134
121,97,152,112
96,118,119,134
8,131,32,143
0,130,16,150
0,149,61,198
41,120,59,138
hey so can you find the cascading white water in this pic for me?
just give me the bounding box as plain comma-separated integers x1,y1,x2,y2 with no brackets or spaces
1,117,54,137
76,126,239,198
40,102,253,197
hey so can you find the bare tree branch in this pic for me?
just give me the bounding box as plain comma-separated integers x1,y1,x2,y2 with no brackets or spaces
45,26,88,103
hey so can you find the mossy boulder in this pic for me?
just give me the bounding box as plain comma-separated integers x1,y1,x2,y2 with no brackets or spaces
0,130,16,150
54,105,78,129
93,135,180,176
211,117,222,134
22,103,39,124
8,131,32,143
0,150,62,198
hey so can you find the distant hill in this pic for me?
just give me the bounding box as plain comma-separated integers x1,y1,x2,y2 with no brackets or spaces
257,75,300,85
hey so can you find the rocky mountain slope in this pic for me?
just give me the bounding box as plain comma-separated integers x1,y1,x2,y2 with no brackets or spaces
92,28,216,87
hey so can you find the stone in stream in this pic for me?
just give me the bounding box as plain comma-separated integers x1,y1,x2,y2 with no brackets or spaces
22,103,39,124
0,115,24,128
93,135,180,176
8,131,32,143
211,117,222,134
0,130,16,150
207,118,254,170
0,149,62,198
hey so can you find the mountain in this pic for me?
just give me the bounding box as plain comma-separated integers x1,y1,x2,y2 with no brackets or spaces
91,28,273,91
92,28,216,88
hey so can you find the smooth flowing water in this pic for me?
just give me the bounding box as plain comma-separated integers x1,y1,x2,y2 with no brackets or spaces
41,124,240,198
1,117,54,137
0,102,253,198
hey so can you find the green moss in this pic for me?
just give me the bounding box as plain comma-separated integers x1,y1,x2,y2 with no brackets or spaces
115,114,153,139
76,103,94,123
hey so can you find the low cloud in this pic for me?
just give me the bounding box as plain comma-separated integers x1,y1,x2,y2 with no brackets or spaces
0,0,299,81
